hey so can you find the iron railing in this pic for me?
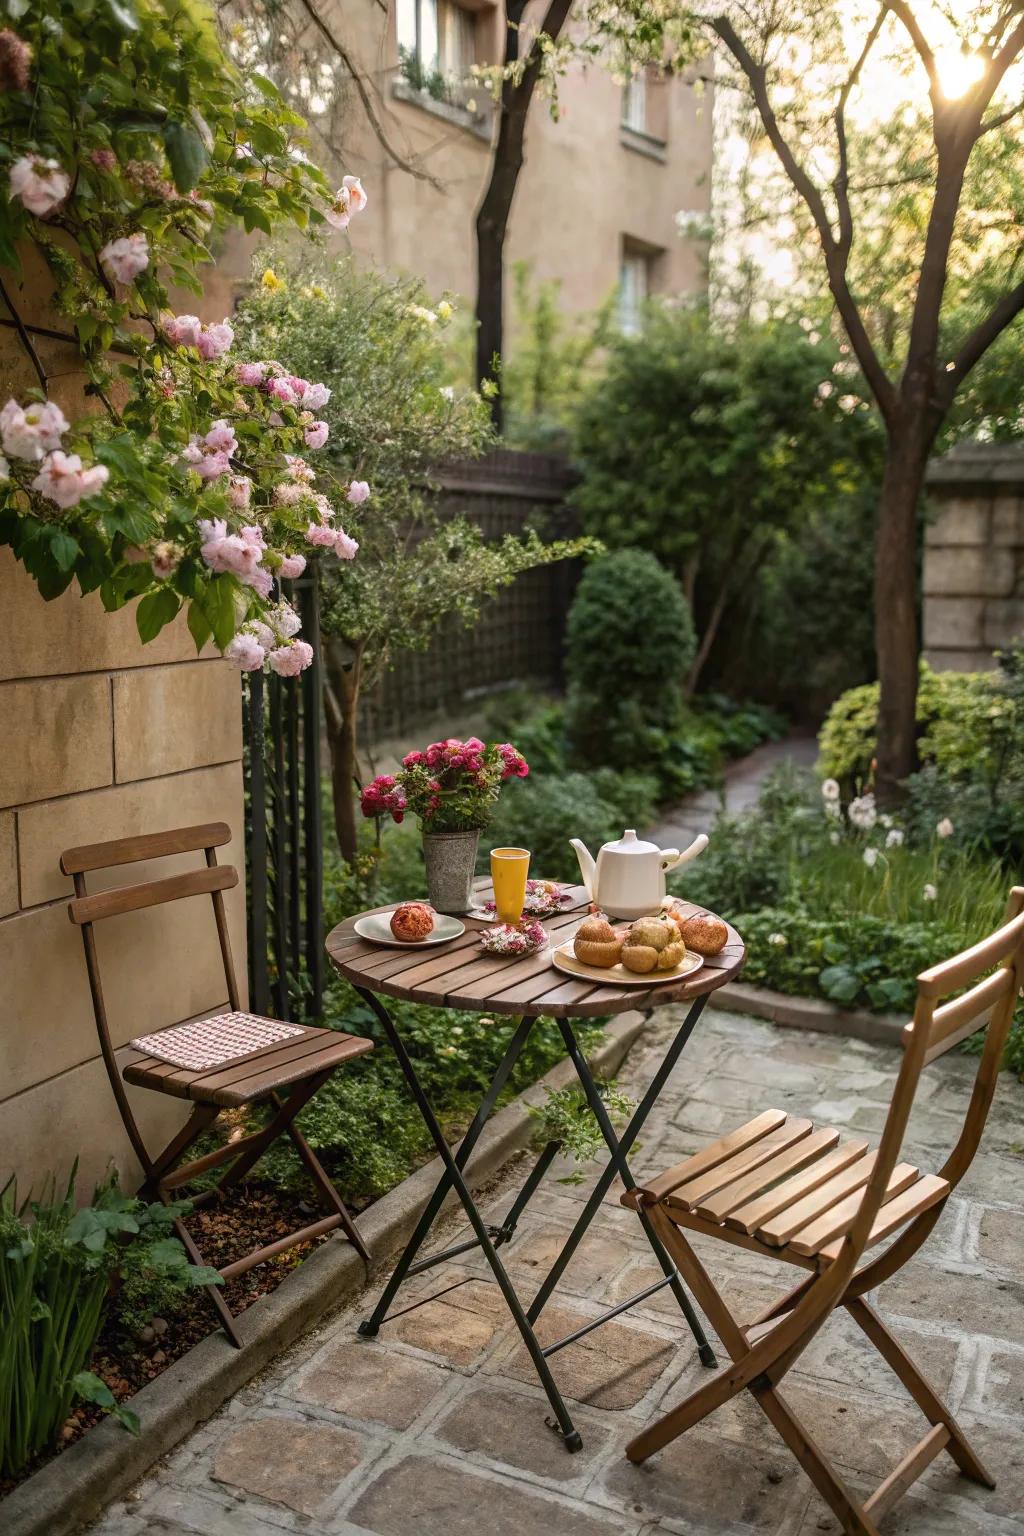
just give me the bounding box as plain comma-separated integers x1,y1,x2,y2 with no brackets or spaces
243,563,324,1021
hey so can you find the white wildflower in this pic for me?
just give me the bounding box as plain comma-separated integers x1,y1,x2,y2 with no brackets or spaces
936,817,954,839
820,778,840,802
885,828,904,848
923,883,937,902
848,793,877,831
863,847,879,868
767,932,788,948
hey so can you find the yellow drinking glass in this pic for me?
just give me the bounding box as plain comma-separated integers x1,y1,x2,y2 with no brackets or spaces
490,847,530,926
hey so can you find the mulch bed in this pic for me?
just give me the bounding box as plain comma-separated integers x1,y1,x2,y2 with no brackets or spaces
0,1181,348,1500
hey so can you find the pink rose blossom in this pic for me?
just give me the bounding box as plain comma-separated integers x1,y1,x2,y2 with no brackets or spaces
164,313,202,348
150,541,180,579
305,522,337,548
204,419,238,456
285,455,315,483
268,601,301,639
198,519,267,587
274,482,306,507
225,632,266,671
278,553,307,578
248,565,273,599
248,620,276,649
226,476,252,511
197,320,233,360
347,479,370,505
267,377,298,406
0,29,32,93
99,232,149,285
9,155,69,217
299,381,330,410
31,451,109,508
165,314,233,358
90,148,117,173
325,174,367,230
235,362,267,387
304,420,329,450
0,398,68,459
334,529,359,560
268,640,314,676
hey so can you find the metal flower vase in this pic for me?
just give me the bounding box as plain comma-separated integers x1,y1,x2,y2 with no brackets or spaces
422,829,480,914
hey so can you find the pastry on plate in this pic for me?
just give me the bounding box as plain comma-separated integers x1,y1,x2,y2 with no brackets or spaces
574,914,623,968
390,901,435,941
673,911,728,956
621,914,685,974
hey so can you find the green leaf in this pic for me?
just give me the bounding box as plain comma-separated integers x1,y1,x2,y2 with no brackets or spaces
72,1373,140,1436
105,0,139,30
136,587,180,644
49,530,81,572
204,574,239,650
187,600,212,653
164,119,209,194
818,964,861,1006
251,72,282,101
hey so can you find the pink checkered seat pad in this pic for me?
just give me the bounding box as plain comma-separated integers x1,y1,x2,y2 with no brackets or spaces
130,1012,305,1071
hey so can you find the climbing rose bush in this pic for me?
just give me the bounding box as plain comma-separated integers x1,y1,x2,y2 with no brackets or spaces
361,739,529,832
0,0,369,669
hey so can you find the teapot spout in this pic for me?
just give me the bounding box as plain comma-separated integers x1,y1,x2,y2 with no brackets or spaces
569,838,595,899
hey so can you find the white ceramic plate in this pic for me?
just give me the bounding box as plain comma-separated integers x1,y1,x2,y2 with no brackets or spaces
550,940,704,987
353,911,466,948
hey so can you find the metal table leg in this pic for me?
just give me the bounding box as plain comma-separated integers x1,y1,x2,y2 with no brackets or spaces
526,997,718,1369
353,988,584,1450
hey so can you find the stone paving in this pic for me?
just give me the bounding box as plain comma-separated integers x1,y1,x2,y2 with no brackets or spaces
88,1007,1024,1536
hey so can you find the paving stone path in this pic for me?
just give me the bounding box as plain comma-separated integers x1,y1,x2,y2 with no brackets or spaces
89,1007,1024,1536
647,734,820,851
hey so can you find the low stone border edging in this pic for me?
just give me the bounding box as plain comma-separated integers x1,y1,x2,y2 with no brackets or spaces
1,1011,647,1536
716,981,905,1045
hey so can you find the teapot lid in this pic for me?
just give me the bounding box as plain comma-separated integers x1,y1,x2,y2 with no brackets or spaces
602,829,659,855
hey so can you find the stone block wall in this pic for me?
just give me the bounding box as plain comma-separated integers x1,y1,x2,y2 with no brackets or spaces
0,549,247,1198
923,442,1024,672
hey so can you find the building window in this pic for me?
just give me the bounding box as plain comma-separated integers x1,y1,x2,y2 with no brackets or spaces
622,73,647,133
619,250,649,335
397,0,475,88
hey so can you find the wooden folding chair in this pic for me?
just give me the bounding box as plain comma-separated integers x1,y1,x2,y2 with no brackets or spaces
621,887,1024,1535
63,821,373,1347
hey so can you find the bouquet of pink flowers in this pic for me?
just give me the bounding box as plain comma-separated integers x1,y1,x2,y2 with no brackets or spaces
360,737,528,832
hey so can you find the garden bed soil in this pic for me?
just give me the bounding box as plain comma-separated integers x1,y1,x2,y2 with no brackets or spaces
0,1182,339,1501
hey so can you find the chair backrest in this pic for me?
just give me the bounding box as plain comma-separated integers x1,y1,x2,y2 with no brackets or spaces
61,823,240,1169
843,886,1024,1264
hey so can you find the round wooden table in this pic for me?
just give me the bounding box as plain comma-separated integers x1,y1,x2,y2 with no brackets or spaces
326,884,745,1454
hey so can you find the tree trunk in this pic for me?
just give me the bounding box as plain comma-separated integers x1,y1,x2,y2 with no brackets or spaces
324,636,363,863
873,433,929,805
474,0,573,430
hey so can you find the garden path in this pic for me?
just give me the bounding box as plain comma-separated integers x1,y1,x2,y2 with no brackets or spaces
89,1006,1024,1536
648,732,819,850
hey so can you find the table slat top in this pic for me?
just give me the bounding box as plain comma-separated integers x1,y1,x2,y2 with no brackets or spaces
326,880,744,1018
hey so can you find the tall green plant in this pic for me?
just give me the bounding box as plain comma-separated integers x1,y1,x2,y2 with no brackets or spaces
0,1173,218,1479
236,253,597,860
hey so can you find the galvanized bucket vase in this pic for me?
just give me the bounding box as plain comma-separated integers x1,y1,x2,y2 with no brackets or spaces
422,829,481,914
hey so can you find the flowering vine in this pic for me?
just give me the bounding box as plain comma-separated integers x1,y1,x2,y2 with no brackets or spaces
0,0,369,672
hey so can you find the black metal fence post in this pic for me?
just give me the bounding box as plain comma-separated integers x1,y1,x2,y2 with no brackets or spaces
242,561,324,1022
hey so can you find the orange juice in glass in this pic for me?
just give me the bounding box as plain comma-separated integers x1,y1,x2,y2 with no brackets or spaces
490,847,530,925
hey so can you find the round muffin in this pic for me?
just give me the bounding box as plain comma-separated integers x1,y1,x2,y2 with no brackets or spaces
675,912,728,956
574,914,623,968
390,902,435,942
627,917,674,951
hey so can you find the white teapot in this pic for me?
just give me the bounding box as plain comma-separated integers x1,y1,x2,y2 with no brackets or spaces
569,829,708,921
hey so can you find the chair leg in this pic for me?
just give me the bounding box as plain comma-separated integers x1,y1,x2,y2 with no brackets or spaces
141,1103,221,1198
752,1383,883,1536
846,1297,995,1488
277,1094,370,1264
170,1214,242,1348
215,1072,329,1195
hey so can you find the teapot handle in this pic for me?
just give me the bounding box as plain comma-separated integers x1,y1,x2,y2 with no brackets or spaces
660,834,709,873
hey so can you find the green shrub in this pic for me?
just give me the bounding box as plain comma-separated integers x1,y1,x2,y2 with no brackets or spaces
0,1175,218,1478
817,662,994,789
564,549,696,792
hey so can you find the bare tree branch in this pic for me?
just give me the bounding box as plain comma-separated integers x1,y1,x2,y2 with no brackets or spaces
979,94,1024,133
295,0,443,189
709,13,897,423
834,4,889,256
886,0,941,109
0,275,49,393
940,277,1024,403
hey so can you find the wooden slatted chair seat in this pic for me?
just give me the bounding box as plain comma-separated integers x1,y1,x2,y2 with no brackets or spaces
627,1109,951,1267
122,1015,372,1107
620,889,1024,1536
61,822,373,1347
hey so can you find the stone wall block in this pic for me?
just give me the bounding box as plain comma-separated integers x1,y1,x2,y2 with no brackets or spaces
992,496,1024,546
0,674,112,809
922,596,986,651
983,598,1024,650
113,663,242,783
0,811,17,917
17,761,244,907
924,497,991,546
922,546,1016,598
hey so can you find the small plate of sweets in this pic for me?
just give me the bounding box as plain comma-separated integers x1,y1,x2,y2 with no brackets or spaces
551,906,728,986
354,902,465,948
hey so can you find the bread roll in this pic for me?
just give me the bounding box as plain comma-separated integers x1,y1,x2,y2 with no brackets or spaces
676,913,728,956
574,914,623,968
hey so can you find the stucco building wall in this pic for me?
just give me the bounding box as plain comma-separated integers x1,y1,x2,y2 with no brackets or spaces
923,443,1024,673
